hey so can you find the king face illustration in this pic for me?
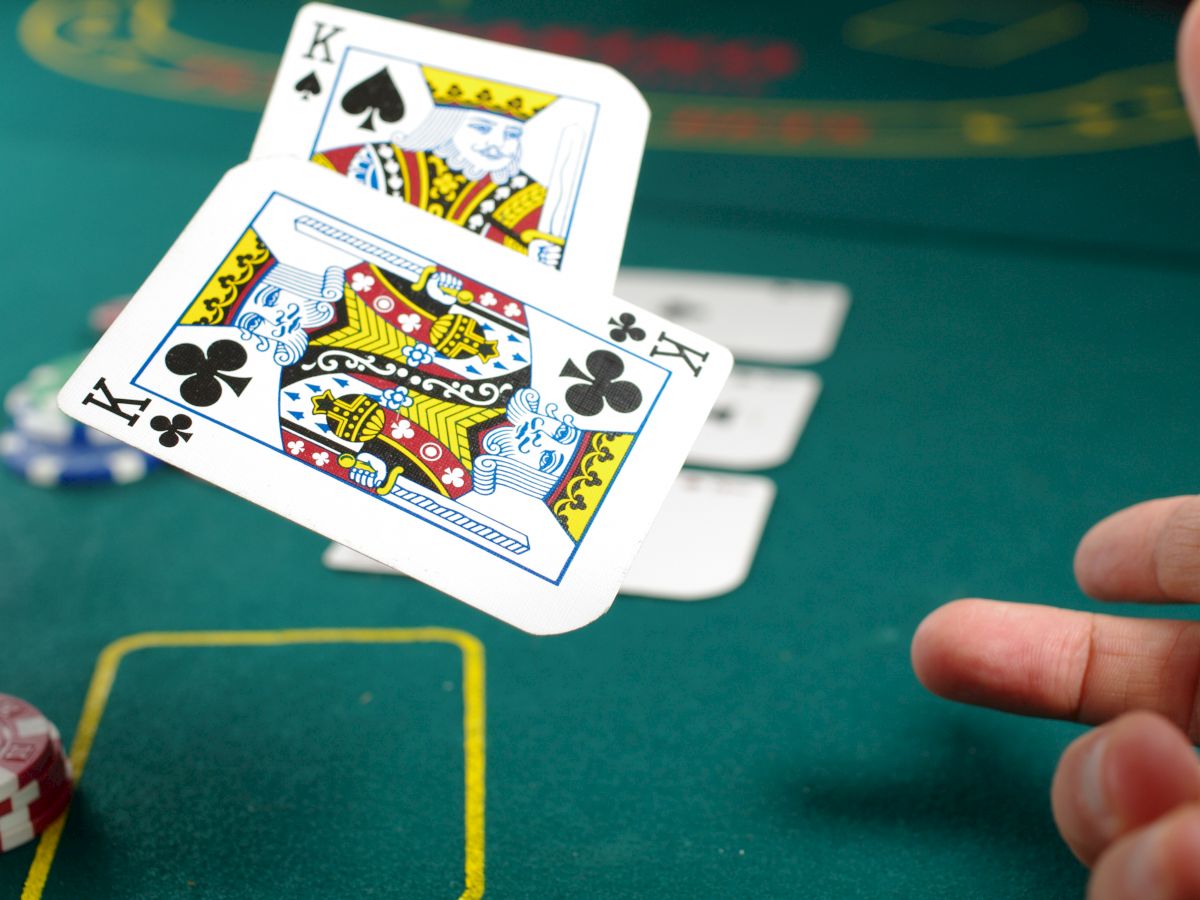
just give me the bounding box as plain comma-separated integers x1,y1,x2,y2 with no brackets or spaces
313,66,577,269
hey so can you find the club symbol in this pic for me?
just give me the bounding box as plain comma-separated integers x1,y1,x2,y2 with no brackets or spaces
150,413,194,448
560,350,643,417
608,313,645,343
165,340,251,408
294,71,321,99
341,68,404,131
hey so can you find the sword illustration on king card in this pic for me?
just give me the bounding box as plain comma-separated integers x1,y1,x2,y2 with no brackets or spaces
521,125,584,259
335,450,530,554
293,215,474,305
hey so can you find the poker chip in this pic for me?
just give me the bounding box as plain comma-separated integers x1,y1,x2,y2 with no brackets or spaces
2,350,160,486
88,295,131,335
0,695,72,853
0,748,71,818
0,697,53,803
0,429,156,487
4,351,118,447
0,782,72,852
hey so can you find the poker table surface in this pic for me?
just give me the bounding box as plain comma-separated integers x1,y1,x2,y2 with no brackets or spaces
3,1,1200,897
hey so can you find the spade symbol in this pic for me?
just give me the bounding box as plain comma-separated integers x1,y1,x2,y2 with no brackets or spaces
294,71,321,100
341,68,404,131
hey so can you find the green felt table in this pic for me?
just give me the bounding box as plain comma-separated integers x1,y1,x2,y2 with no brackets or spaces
3,1,1200,897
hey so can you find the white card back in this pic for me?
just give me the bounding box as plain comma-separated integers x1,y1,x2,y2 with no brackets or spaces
688,366,820,470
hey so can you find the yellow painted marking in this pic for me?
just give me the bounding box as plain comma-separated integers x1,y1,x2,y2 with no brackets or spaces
1066,100,1117,137
962,111,1016,145
845,0,1090,69
19,0,276,109
16,0,1193,158
22,628,486,900
650,61,1188,158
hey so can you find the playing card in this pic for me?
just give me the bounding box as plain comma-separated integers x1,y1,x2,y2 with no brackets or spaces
57,159,730,635
688,366,820,470
614,269,850,364
622,470,776,601
324,468,777,601
323,541,394,574
252,3,649,289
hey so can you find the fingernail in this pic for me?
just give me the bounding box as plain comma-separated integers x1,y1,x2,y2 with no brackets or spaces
1081,735,1121,839
1122,825,1168,900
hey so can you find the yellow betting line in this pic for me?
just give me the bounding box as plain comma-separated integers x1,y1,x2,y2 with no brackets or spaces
22,628,486,900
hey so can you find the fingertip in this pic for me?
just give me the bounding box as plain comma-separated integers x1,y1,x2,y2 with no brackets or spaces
1075,517,1113,599
1073,498,1190,602
1055,712,1200,866
1161,807,1200,896
1181,2,1200,87
1074,505,1151,600
912,599,1092,719
1090,805,1200,900
1105,712,1200,826
910,598,990,695
1181,2,1200,144
1053,724,1119,866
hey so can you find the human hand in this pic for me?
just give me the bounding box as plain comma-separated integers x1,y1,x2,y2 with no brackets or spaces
911,8,1200,893
913,496,1200,898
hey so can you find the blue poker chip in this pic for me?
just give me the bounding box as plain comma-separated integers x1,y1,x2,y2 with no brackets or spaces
0,429,159,487
5,352,121,449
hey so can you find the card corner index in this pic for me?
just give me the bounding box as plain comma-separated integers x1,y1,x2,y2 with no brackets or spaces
57,362,152,435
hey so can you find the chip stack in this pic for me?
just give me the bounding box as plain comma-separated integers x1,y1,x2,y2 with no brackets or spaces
88,295,131,336
0,694,73,853
1,350,159,487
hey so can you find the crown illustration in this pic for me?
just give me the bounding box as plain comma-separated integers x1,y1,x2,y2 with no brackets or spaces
550,432,634,541
181,228,275,326
421,66,556,122
312,390,386,444
429,312,499,363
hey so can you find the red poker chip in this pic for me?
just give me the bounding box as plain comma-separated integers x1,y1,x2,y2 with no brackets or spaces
0,779,72,853
0,747,71,819
0,695,55,804
88,295,131,335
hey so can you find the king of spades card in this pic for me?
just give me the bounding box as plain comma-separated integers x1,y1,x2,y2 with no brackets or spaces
312,63,588,271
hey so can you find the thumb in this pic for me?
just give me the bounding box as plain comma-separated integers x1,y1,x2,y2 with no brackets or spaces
1180,1,1200,137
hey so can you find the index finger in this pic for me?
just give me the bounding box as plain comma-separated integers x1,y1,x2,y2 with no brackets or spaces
911,599,1200,740
1180,0,1200,135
